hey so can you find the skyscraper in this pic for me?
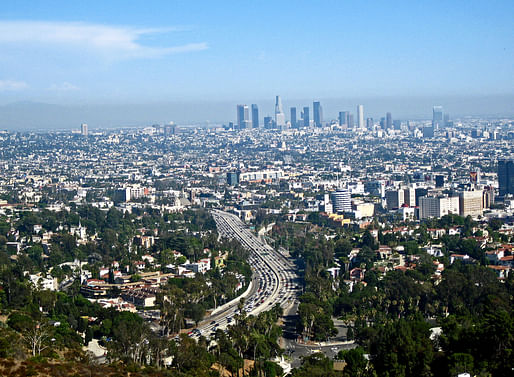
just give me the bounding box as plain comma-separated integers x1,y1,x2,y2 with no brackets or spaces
386,112,392,129
366,118,374,130
303,106,310,127
423,125,434,138
348,114,354,129
263,116,273,129
357,105,364,129
330,189,351,213
313,101,323,127
237,105,249,129
81,123,88,136
275,96,286,128
338,111,349,127
433,106,443,129
290,107,297,128
251,104,259,128
498,159,514,196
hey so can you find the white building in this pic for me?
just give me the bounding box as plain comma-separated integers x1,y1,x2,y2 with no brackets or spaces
330,189,351,213
29,274,58,291
419,196,460,219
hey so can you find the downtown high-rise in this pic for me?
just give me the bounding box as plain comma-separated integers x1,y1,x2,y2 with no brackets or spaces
313,101,323,127
433,106,443,129
290,107,297,128
357,105,364,129
498,159,514,196
236,104,249,129
251,104,259,128
275,96,286,128
303,106,310,127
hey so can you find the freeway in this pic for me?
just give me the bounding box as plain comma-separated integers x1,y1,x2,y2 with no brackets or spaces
191,209,300,340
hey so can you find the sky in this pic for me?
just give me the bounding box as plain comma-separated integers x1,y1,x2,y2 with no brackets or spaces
0,0,513,128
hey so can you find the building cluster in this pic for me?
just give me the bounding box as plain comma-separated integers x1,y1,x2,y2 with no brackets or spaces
0,105,513,317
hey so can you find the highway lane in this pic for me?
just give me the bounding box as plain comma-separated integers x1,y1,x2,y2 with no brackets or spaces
191,210,300,340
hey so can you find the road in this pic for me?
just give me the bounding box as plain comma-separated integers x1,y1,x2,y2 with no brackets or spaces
190,209,300,340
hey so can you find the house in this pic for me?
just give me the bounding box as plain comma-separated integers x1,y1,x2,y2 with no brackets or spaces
433,260,445,276
121,287,158,307
499,255,514,268
349,268,365,282
486,249,504,263
448,227,462,236
183,258,211,274
141,254,155,264
450,254,475,264
214,252,228,268
29,273,58,291
377,245,392,259
326,267,341,279
487,265,511,279
427,228,446,239
134,235,155,249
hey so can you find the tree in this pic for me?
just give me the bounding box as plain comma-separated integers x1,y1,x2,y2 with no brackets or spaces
370,318,434,377
337,347,367,377
24,321,52,357
448,353,474,377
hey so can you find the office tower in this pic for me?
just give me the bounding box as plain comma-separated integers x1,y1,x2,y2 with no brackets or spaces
432,106,443,129
386,189,404,210
498,159,514,196
330,189,351,213
251,104,259,128
290,107,297,128
386,112,392,129
366,117,374,130
404,187,416,207
263,116,273,129
483,186,495,209
237,104,249,129
435,175,445,188
393,120,402,130
313,101,323,127
275,95,286,128
81,123,88,136
303,106,310,127
444,113,450,127
459,190,483,217
423,125,434,138
365,180,385,198
419,196,460,219
164,123,176,136
338,111,349,127
348,114,354,129
380,117,386,129
357,105,364,129
226,172,240,186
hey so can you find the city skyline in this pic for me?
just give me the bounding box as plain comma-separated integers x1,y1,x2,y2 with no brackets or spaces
2,93,514,130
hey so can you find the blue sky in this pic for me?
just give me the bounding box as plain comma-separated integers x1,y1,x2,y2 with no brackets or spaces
0,0,513,124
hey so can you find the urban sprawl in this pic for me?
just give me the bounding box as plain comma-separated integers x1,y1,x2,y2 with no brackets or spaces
0,98,513,376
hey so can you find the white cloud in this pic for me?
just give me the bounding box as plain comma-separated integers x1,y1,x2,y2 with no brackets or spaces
48,82,79,91
0,21,207,58
0,80,28,91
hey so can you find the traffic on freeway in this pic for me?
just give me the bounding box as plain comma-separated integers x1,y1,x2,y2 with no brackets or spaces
189,209,300,340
